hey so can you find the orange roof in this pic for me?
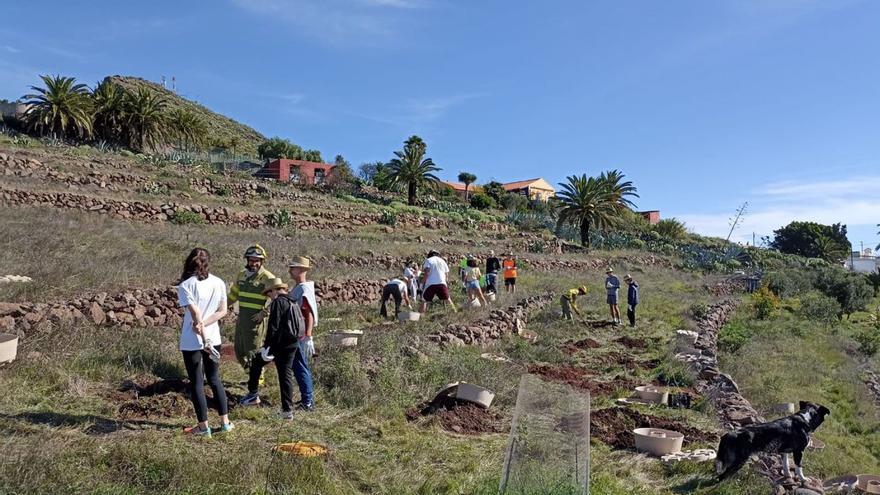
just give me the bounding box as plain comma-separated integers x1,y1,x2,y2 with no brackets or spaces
442,181,482,192
502,178,550,190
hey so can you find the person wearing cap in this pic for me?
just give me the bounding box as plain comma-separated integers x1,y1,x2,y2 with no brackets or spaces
485,250,501,295
239,278,305,416
624,274,639,328
561,285,588,320
288,256,317,411
605,268,621,325
228,245,275,372
380,276,412,319
502,253,518,294
420,250,457,313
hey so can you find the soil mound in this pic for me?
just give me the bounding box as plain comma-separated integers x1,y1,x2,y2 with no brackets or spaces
111,378,241,419
613,336,647,349
590,407,717,450
406,396,505,435
527,364,635,396
564,337,602,354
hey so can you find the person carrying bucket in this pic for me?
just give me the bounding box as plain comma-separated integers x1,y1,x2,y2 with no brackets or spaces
228,245,275,375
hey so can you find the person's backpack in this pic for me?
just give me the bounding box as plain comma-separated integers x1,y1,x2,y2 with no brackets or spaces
283,294,306,342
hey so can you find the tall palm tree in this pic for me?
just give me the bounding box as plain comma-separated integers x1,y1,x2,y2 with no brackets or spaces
22,75,93,139
556,174,618,247
598,169,640,210
227,136,241,158
458,172,477,201
387,135,441,205
124,88,169,152
92,79,127,144
168,108,207,151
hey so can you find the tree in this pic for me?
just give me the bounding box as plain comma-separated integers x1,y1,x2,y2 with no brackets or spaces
482,181,506,204
555,174,618,247
227,136,241,158
814,267,872,317
358,162,380,183
457,172,477,201
257,137,303,160
470,193,495,210
652,218,688,240
769,221,851,262
92,79,127,144
124,87,169,151
387,135,441,205
598,169,639,210
303,149,323,162
168,108,207,151
328,154,356,192
22,74,93,139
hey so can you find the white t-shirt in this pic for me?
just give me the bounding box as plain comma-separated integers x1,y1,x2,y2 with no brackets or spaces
389,278,408,296
177,274,227,351
423,256,449,287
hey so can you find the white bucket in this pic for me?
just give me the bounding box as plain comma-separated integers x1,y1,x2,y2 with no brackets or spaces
327,330,363,347
0,333,18,363
455,382,495,409
635,385,669,405
397,311,421,322
634,428,684,456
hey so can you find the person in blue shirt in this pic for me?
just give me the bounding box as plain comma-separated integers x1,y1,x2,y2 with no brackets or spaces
604,268,621,325
625,274,639,328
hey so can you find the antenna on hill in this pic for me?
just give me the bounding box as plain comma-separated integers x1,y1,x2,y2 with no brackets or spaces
171,76,176,92
161,75,166,88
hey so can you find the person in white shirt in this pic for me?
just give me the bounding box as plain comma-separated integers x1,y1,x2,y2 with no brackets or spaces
380,277,411,319
419,250,457,313
403,262,420,303
177,248,233,437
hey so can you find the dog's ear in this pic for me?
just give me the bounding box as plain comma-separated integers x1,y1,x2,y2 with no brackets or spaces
798,400,811,411
818,405,830,417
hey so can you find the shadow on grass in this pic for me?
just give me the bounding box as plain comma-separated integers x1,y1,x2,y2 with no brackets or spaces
671,476,718,493
0,411,178,435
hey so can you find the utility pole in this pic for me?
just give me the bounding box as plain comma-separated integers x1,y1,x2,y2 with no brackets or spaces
725,202,748,242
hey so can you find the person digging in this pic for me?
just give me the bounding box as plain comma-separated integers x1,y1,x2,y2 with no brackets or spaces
228,245,275,389
242,277,306,419
287,256,317,411
561,285,588,321
380,277,412,320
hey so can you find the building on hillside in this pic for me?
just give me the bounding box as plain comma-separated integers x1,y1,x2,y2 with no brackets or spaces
254,159,336,185
0,101,29,119
502,178,556,201
844,249,880,273
441,181,483,200
638,210,661,225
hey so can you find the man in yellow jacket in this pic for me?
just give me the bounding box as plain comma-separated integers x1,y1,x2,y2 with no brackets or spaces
228,245,275,371
561,285,588,321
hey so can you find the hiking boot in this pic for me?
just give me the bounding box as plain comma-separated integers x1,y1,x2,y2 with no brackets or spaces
185,425,212,438
294,401,315,412
239,391,261,406
278,410,294,420
217,422,235,434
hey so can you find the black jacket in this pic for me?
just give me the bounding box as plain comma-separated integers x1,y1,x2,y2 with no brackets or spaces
262,295,305,355
486,257,501,274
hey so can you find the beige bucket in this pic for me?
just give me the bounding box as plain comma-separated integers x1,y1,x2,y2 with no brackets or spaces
487,293,497,302
455,382,495,409
397,311,421,322
635,386,669,405
0,333,18,363
634,428,684,456
327,330,363,347
858,475,880,492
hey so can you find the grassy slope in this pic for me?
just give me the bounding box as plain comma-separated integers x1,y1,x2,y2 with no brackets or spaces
107,76,265,156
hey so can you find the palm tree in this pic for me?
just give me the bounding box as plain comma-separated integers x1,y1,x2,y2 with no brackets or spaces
556,174,618,247
458,172,477,201
387,135,441,205
92,79,127,144
227,136,241,159
124,88,169,152
598,169,639,210
168,108,207,151
22,75,92,139
814,235,847,262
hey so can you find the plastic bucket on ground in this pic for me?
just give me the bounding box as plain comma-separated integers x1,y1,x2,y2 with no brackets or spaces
455,382,495,409
397,311,421,322
327,330,363,347
634,386,669,405
0,333,18,363
633,428,684,456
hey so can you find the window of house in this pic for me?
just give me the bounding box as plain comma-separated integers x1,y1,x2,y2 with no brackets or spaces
290,166,301,184
314,168,326,185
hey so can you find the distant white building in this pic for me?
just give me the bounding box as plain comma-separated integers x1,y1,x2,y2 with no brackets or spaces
844,249,880,273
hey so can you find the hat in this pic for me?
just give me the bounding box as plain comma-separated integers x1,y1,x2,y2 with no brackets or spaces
261,277,288,295
578,285,588,294
244,244,268,260
489,250,495,256
606,268,614,273
288,256,312,269
624,274,633,281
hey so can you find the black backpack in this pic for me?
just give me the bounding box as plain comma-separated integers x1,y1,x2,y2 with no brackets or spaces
283,294,306,341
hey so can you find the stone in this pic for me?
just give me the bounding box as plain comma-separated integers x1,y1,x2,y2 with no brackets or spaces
0,302,24,317
88,302,106,325
0,316,14,331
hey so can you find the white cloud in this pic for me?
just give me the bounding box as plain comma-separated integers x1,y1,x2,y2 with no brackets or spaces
3,45,19,54
347,92,483,128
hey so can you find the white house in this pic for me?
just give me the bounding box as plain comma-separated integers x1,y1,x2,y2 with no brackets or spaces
844,249,880,273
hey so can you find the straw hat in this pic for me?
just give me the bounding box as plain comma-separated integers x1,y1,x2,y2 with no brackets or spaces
261,277,288,294
624,274,633,281
578,285,588,294
288,256,312,269
606,268,614,274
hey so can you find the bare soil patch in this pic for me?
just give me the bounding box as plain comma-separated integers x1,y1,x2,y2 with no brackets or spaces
563,337,602,355
590,407,717,450
613,335,647,349
527,364,636,396
110,377,243,420
406,396,505,435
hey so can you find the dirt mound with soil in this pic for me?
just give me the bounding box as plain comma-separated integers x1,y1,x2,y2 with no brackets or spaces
591,407,717,450
563,337,602,354
593,352,660,372
613,336,647,349
406,396,505,435
110,378,241,419
528,364,635,396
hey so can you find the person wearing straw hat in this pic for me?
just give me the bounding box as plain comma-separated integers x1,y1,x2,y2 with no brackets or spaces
624,274,639,328
605,268,621,325
561,285,588,321
227,245,275,373
288,256,316,411
240,278,305,417
485,250,501,295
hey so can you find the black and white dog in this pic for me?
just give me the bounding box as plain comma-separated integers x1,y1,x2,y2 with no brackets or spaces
716,401,830,482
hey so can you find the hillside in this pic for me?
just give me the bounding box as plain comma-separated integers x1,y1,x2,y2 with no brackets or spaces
107,75,266,156
0,138,879,494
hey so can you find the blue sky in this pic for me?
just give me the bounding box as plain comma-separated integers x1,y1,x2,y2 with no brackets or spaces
2,0,879,248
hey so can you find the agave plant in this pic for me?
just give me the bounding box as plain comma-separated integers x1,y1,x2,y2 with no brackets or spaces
22,75,93,139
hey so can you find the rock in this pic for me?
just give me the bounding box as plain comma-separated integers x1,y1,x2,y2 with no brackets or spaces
0,316,14,331
0,302,24,318
88,302,106,325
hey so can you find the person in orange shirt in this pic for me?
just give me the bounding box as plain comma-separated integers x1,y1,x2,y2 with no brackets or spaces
502,254,518,294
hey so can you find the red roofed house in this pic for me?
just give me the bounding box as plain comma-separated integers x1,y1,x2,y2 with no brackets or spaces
441,181,483,200
255,159,336,185
502,178,556,202
638,210,661,225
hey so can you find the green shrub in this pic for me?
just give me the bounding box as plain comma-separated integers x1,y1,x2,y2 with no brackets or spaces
752,287,780,320
651,218,688,240
469,193,496,210
379,209,397,226
855,329,880,356
814,267,873,316
764,268,814,298
215,185,232,197
689,302,709,320
718,320,754,352
796,291,840,324
171,210,204,225
266,209,292,228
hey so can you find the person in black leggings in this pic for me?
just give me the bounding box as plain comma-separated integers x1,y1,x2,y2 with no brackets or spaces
182,346,229,426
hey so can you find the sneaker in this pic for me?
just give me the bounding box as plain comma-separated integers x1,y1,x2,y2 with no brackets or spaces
217,422,235,434
294,401,315,412
278,410,294,420
185,425,212,438
239,391,261,406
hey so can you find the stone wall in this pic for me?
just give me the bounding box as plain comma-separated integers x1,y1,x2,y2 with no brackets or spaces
429,292,556,346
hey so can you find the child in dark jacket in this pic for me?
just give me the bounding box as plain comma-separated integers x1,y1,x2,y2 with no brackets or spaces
624,274,639,328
